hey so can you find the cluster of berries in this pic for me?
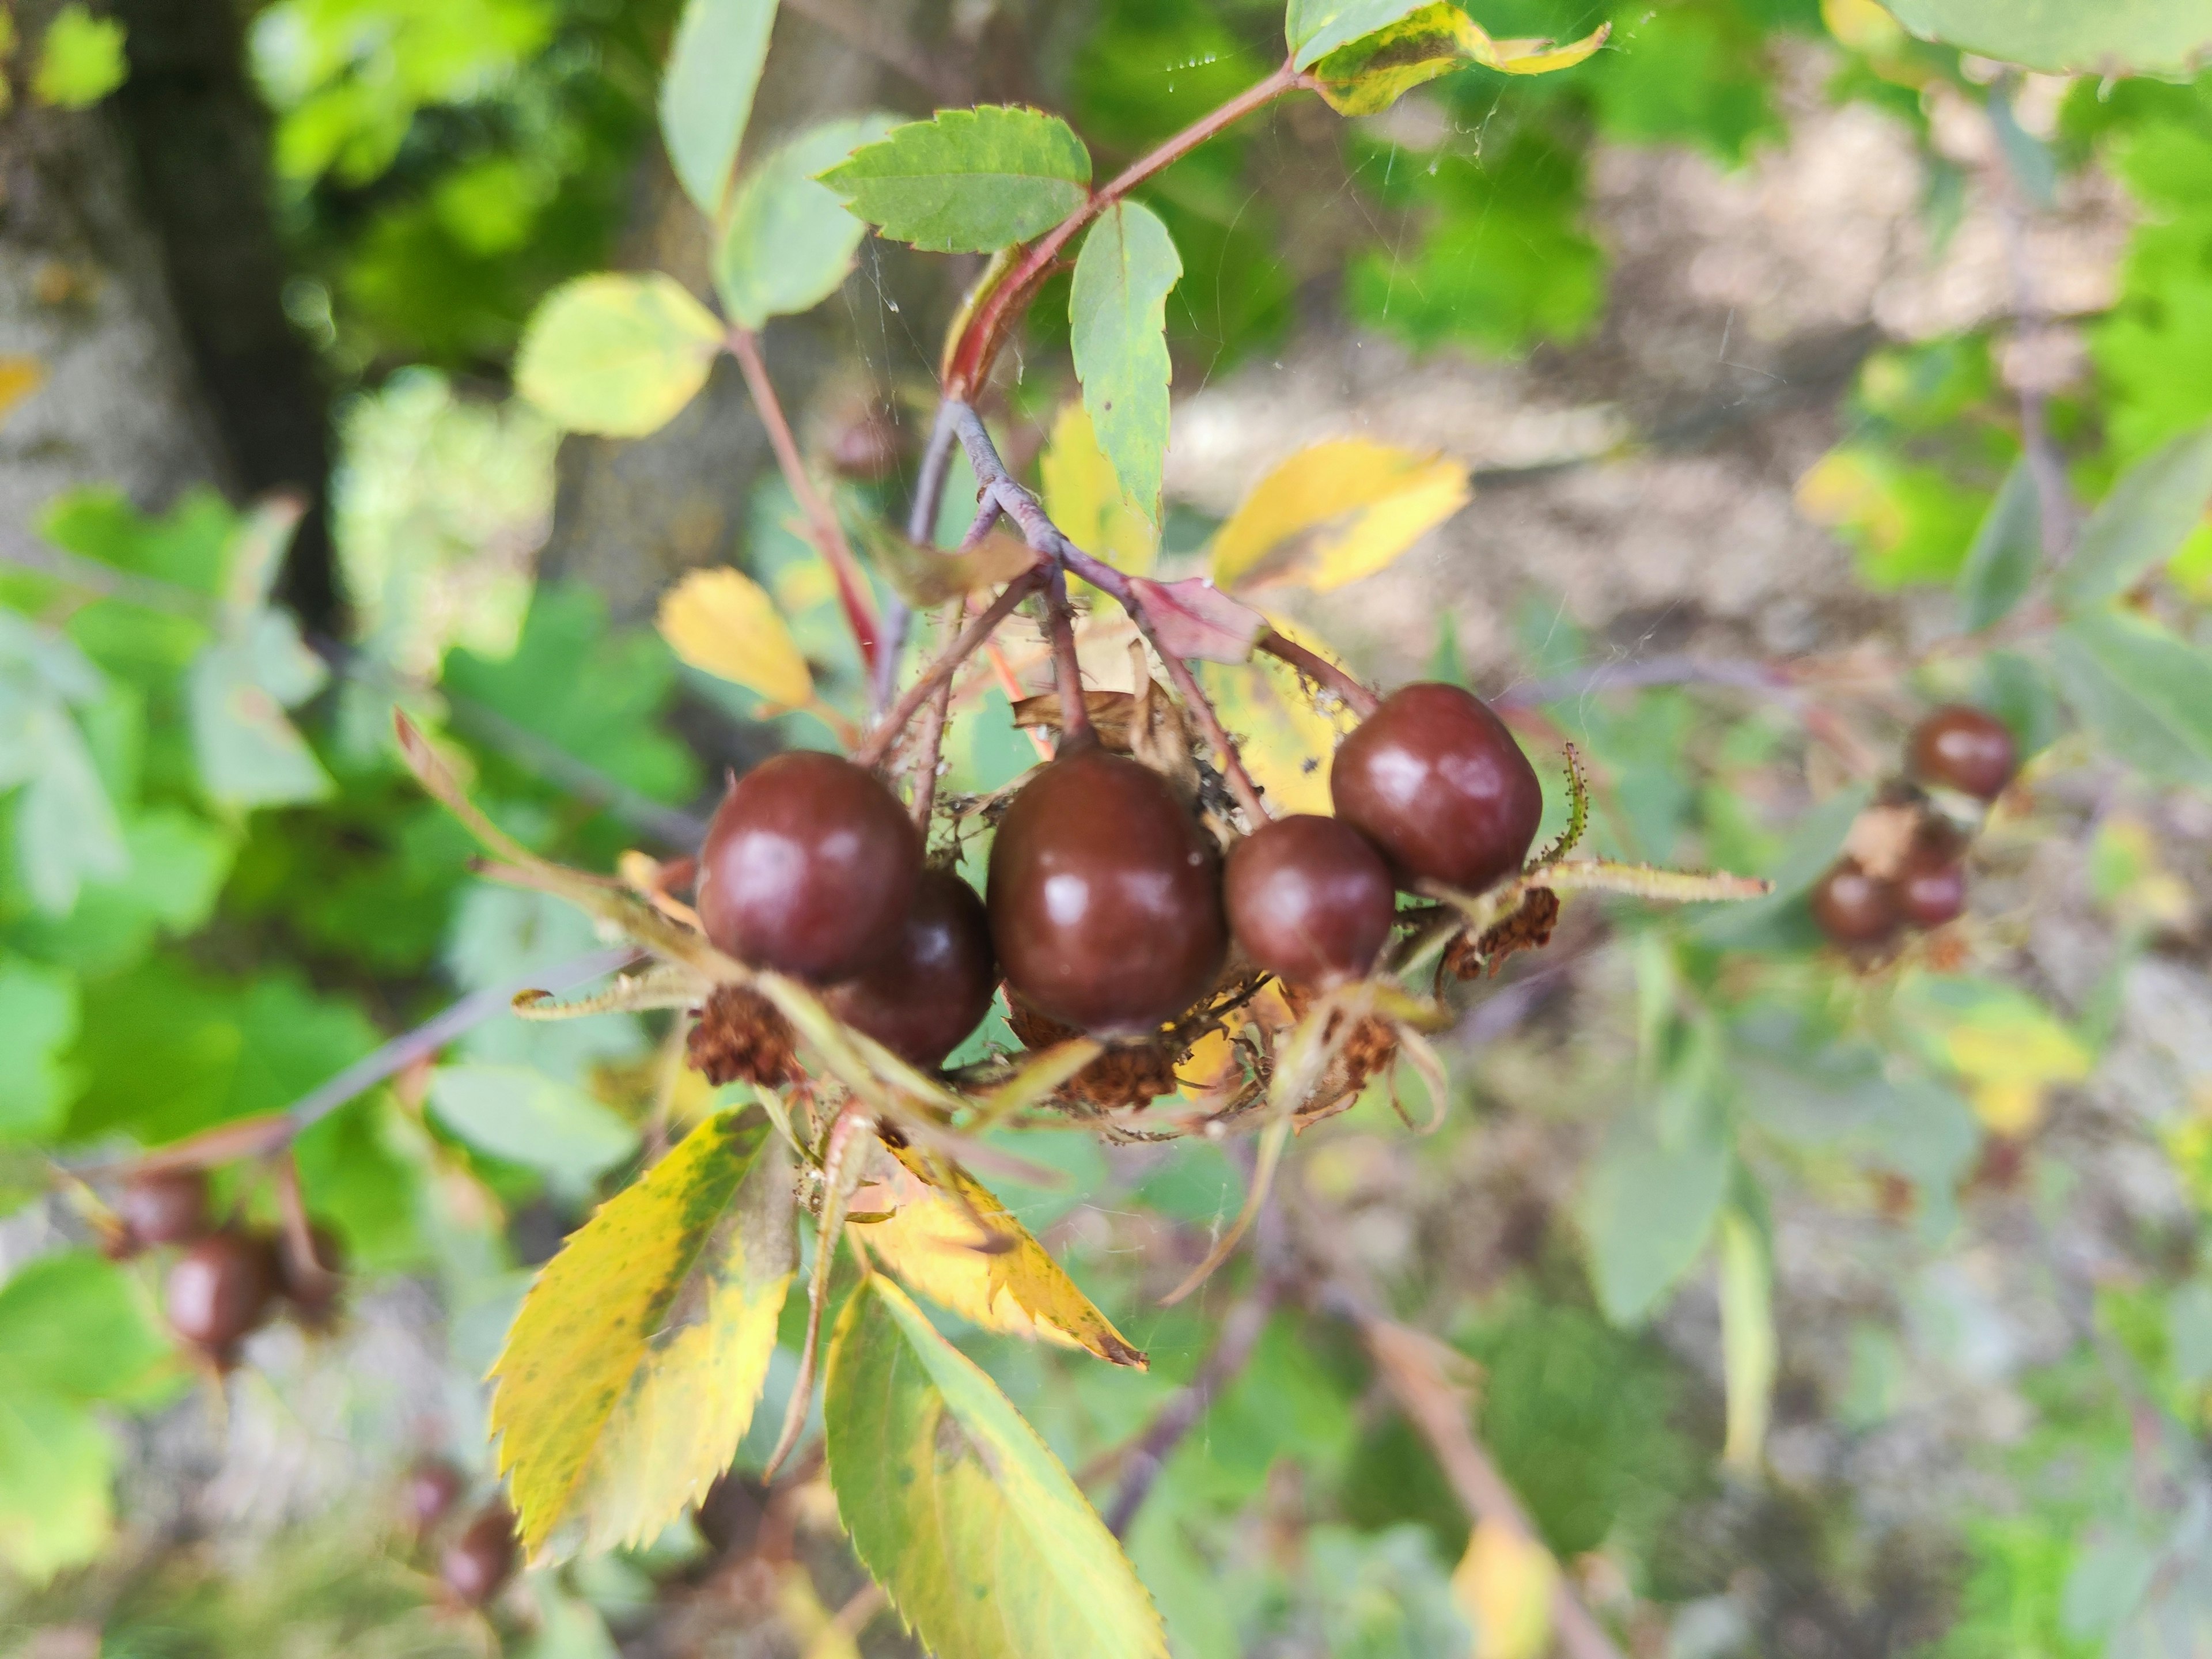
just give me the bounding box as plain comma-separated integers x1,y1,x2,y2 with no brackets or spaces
1810,704,2018,952
693,681,1541,1059
105,1169,344,1365
401,1457,520,1608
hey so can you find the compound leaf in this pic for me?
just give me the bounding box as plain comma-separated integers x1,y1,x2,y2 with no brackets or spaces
660,0,779,216
824,1274,1167,1659
819,106,1090,254
715,113,899,328
1070,200,1181,527
657,567,813,709
491,1111,794,1558
516,274,726,439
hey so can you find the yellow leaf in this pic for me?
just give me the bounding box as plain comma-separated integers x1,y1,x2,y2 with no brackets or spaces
657,567,814,709
1821,0,1907,52
1041,402,1158,579
1718,1210,1774,1474
1209,439,1468,592
1941,1016,2092,1091
1468,20,1611,74
776,1563,861,1659
490,1111,794,1558
1195,616,1361,815
0,357,45,426
1971,1081,2046,1135
853,1145,1146,1369
1450,1521,1558,1659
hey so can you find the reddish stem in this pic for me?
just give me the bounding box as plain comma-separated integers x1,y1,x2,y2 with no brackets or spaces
1043,569,1094,747
855,570,1043,769
1256,628,1378,717
728,327,881,673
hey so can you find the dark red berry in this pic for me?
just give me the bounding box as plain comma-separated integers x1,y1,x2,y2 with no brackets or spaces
1898,858,1967,929
402,1459,467,1534
697,752,922,982
116,1169,210,1249
1910,706,2016,801
1330,683,1543,894
277,1224,346,1327
1225,815,1396,987
987,745,1226,1036
1810,859,1900,948
441,1503,518,1605
821,868,997,1067
166,1229,278,1359
826,402,905,482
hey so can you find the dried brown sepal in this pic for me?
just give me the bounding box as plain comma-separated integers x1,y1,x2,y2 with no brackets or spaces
1446,886,1560,980
686,985,800,1088
1006,997,1181,1109
1281,984,1400,1104
1010,690,1138,749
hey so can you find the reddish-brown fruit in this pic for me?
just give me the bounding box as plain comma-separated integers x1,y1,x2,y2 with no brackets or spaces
1810,859,1901,948
825,402,906,482
278,1224,346,1327
116,1169,211,1249
987,745,1226,1036
1910,706,2017,801
441,1503,518,1605
822,868,997,1067
1898,857,1967,929
402,1459,467,1534
1225,815,1396,987
1330,683,1543,893
697,752,921,982
165,1229,278,1359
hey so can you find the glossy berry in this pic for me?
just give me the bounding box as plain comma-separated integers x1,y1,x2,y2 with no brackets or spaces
822,868,998,1067
278,1224,346,1327
441,1503,518,1606
1225,815,1396,987
697,752,921,983
1810,859,1900,948
402,1459,467,1534
987,745,1226,1036
116,1169,210,1250
166,1229,278,1358
1910,706,2017,801
1331,683,1543,893
1899,858,1967,929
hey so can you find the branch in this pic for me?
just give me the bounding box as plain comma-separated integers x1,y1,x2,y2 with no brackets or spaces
1042,567,1094,745
1256,628,1378,717
728,327,882,673
1986,80,2076,563
854,570,1043,769
874,402,970,720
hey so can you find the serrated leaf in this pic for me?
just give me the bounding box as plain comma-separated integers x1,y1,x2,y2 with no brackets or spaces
1070,200,1180,527
849,515,1037,608
491,1111,794,1558
12,699,127,914
516,274,726,438
2050,606,2212,788
1876,0,2212,77
818,106,1091,254
1286,0,1431,69
1309,4,1609,112
660,0,779,216
1717,1210,1774,1474
853,1147,1145,1367
714,113,899,328
1128,576,1267,663
2056,421,2212,609
1956,459,2041,632
656,567,813,708
1209,439,1469,592
427,1062,641,1195
186,619,334,810
1579,1111,1730,1327
1041,402,1157,579
824,1274,1168,1659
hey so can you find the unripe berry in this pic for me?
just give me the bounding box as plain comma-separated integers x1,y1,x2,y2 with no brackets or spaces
1330,683,1543,893
116,1169,210,1251
1225,815,1395,987
166,1229,278,1360
1910,706,2016,801
822,868,998,1067
1810,859,1900,948
441,1503,518,1605
697,752,921,983
987,745,1226,1036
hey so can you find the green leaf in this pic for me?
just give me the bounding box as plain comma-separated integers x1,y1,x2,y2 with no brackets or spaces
13,699,128,914
0,959,78,1139
426,1062,641,1195
491,1111,792,1558
0,1391,113,1581
1578,1112,1730,1326
514,274,726,438
0,1251,172,1403
33,4,127,109
1876,0,2212,78
1716,1210,1774,1474
186,614,334,810
825,1274,1168,1659
714,114,898,329
818,106,1092,255
1286,0,1429,70
659,0,779,216
1069,200,1180,527
2056,421,2212,609
7,806,235,978
1956,460,2041,632
2049,606,2212,788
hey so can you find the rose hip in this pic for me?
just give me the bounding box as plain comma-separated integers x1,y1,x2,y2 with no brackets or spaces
1225,815,1396,987
1331,683,1543,893
823,868,998,1067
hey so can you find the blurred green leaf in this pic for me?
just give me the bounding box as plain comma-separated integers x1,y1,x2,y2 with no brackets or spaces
0,957,78,1139
1071,200,1181,526
187,613,335,810
714,113,898,329
514,274,725,438
0,1389,114,1581
1717,1209,1774,1473
659,0,778,216
1579,1107,1730,1325
2055,421,2212,608
819,107,1092,253
2050,606,2212,787
33,4,127,109
1287,0,1430,70
12,698,129,915
1878,0,2212,77
1956,460,2041,632
0,1250,172,1403
427,1062,639,1194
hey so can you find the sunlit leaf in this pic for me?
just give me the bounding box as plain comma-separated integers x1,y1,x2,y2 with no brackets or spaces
0,1391,113,1581
33,4,126,109
1895,972,2093,1136
426,1062,640,1194
1717,1209,1774,1474
818,106,1091,254
491,1111,794,1558
1450,1522,1556,1659
1956,459,2041,632
660,0,779,216
853,1146,1145,1368
2056,421,2212,609
1310,4,1609,112
1128,576,1266,663
515,274,726,438
1197,617,1361,815
1041,402,1157,580
0,960,77,1140
823,1274,1168,1659
1286,0,1431,69
656,567,813,709
715,113,899,328
1070,200,1181,527
1209,439,1469,592
1876,0,2212,77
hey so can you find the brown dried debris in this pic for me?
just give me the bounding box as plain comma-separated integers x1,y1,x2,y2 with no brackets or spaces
686,985,799,1088
1007,998,1184,1109
1446,886,1561,979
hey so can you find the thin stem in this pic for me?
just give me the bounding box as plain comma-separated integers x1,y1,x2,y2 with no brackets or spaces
1987,80,2076,562
1256,628,1378,717
1042,568,1093,745
854,571,1043,769
944,61,1304,397
728,327,881,673
1141,624,1270,823
872,403,969,721
906,601,966,827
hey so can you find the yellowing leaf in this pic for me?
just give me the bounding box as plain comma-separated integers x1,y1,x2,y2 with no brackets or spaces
657,567,814,709
1196,616,1361,815
1209,440,1468,592
1718,1210,1774,1475
490,1111,794,1558
1041,402,1157,580
1310,4,1607,115
0,357,45,425
824,1275,1168,1659
515,273,725,438
854,1147,1145,1369
1450,1521,1557,1659
1896,974,2093,1139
